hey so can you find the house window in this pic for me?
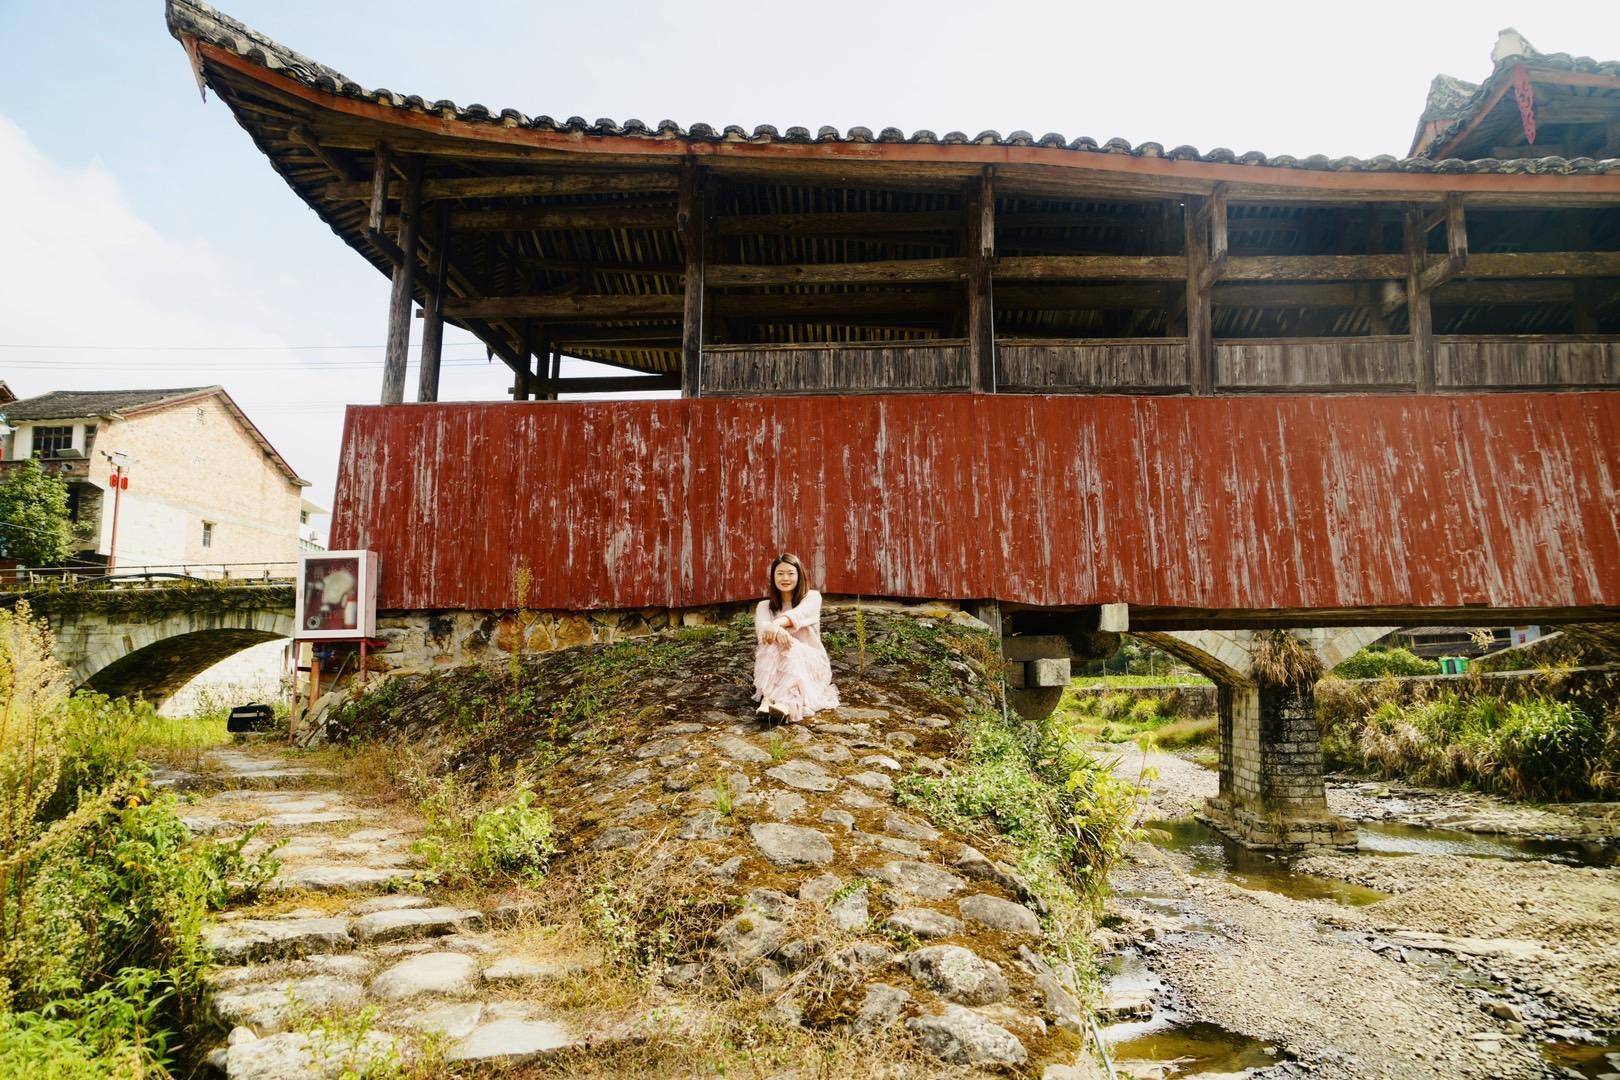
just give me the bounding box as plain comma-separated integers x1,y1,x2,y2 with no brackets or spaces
32,426,73,458
202,521,214,549
300,509,310,525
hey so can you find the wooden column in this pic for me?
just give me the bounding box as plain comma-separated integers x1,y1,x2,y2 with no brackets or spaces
966,168,996,392
1404,207,1436,393
512,322,533,400
1184,196,1213,394
381,156,422,405
418,202,449,402
678,163,706,397
367,141,390,233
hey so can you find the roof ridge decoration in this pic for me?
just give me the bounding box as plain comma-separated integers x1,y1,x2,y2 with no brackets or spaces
165,0,1620,176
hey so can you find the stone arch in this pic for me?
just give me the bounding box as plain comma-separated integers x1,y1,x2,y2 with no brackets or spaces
70,608,296,705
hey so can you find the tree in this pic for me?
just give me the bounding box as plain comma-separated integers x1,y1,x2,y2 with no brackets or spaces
0,461,77,566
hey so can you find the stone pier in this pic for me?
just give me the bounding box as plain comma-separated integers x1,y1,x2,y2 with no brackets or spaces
1137,627,1390,851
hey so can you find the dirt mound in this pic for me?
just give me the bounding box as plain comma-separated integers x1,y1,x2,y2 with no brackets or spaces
339,607,1102,1075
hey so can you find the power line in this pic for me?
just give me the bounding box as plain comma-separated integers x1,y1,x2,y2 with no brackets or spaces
0,342,492,352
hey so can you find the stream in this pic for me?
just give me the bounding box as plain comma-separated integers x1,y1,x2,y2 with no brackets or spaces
1098,765,1620,1079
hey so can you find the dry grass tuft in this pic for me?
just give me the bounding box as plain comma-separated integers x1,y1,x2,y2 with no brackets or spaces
1250,630,1323,688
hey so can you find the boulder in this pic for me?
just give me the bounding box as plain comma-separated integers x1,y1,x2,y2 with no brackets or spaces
958,894,1042,937
350,905,483,945
885,907,964,939
905,945,1009,1005
203,917,351,964
764,761,838,793
854,984,911,1034
907,1004,1028,1066
873,860,968,900
749,823,835,868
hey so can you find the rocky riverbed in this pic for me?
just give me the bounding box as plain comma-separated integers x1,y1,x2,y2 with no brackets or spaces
1099,745,1620,1079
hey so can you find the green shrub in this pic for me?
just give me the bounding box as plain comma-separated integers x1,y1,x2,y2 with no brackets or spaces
415,781,557,886
1127,698,1162,724
1097,693,1133,722
1333,647,1441,680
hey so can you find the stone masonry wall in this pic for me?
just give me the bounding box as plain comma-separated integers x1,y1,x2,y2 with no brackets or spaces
368,599,972,675
1203,682,1354,850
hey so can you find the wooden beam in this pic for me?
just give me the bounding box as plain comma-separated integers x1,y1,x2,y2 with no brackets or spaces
368,142,390,234
966,169,996,392
994,255,1186,281
1418,193,1470,293
323,170,680,202
715,211,959,236
1198,185,1229,292
289,125,352,181
554,374,680,394
439,205,675,232
678,164,706,397
1405,207,1435,393
417,203,449,402
381,155,421,404
707,258,968,287
1184,197,1212,394
554,325,681,345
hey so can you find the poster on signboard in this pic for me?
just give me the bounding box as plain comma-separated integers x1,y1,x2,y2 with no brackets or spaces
295,550,379,639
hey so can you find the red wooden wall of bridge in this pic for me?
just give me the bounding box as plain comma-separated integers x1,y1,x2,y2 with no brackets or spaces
330,393,1620,616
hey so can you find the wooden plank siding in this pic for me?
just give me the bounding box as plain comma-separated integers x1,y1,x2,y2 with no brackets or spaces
1436,335,1620,389
701,342,970,395
331,393,1620,616
1216,337,1416,390
996,339,1190,392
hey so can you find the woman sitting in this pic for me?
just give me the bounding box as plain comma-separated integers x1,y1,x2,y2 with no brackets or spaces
753,553,840,723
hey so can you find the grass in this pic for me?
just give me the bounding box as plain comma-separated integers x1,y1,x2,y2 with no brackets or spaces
1322,687,1620,800
1056,683,1218,750
1069,673,1211,688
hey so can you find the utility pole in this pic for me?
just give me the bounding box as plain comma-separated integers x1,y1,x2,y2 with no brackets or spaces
101,451,131,573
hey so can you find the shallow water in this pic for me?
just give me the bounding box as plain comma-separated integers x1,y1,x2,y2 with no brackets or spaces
1542,1039,1620,1079
1357,821,1619,867
1143,818,1391,905
1108,1021,1282,1075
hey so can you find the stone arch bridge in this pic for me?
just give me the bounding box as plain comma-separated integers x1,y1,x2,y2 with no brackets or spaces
9,584,294,704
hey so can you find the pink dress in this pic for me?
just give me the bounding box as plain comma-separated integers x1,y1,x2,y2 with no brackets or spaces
752,590,841,722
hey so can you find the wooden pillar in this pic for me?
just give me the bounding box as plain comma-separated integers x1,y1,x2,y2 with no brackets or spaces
966,168,996,392
513,322,533,400
418,202,449,402
547,346,563,400
678,163,706,397
367,142,390,233
1184,196,1213,394
1404,207,1435,393
381,156,422,405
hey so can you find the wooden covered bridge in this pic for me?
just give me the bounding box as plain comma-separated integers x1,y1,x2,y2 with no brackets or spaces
168,2,1620,846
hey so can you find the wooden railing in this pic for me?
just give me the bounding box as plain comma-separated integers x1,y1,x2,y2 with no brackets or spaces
701,340,969,395
690,335,1620,395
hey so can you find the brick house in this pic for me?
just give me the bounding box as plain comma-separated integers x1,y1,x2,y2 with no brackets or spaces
0,386,308,570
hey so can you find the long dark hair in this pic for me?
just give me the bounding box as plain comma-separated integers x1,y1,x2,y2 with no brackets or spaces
766,553,810,614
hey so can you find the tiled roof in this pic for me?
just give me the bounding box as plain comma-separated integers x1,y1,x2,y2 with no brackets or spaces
1,387,213,421
166,0,1620,177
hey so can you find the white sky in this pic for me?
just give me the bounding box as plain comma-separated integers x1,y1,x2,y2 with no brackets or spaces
1,0,1617,520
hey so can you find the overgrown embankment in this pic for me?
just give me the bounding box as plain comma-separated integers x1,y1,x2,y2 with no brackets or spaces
326,606,1139,1075
0,603,266,1077
1317,673,1620,801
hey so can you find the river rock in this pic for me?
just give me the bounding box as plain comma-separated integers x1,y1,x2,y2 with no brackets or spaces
820,808,856,830
828,885,869,931
768,792,808,821
907,1003,1028,1066
750,823,834,867
713,912,788,964
717,736,772,764
798,873,843,903
369,951,478,1000
847,771,894,795
854,984,911,1033
765,761,838,793
959,894,1042,937
399,1001,485,1038
905,945,1009,1005
874,860,968,899
886,907,964,939
883,812,941,842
